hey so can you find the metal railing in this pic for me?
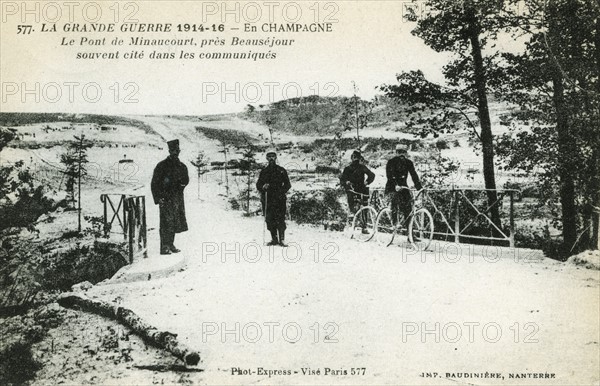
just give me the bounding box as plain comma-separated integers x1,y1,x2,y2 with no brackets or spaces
100,194,147,263
421,188,518,248
358,187,518,247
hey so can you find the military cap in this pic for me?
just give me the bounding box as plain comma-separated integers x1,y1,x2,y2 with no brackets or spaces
167,139,180,151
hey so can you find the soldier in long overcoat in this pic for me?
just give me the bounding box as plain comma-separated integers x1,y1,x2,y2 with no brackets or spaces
151,139,189,254
256,148,291,246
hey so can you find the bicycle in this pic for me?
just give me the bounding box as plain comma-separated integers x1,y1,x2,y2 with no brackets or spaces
347,189,385,242
375,187,434,250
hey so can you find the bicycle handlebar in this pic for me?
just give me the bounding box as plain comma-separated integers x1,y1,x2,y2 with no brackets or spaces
347,187,425,196
394,186,425,199
346,189,369,198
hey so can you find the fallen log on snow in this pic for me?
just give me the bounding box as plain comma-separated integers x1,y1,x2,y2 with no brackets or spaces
57,293,200,366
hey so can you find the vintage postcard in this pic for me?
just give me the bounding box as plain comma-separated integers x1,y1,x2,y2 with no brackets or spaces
1,0,598,384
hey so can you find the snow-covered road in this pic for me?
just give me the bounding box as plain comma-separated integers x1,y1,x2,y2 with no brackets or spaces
87,171,599,385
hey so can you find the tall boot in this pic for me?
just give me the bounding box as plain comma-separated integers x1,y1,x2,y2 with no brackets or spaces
267,230,279,246
278,228,287,247
160,227,172,255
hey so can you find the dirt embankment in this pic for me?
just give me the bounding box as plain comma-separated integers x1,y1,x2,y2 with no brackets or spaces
0,210,132,385
1,301,197,385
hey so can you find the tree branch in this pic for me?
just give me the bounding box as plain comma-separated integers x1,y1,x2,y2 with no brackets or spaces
448,106,481,141
58,293,201,366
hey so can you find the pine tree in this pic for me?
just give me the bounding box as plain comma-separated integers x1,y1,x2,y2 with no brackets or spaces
60,135,93,232
240,146,257,215
190,151,209,200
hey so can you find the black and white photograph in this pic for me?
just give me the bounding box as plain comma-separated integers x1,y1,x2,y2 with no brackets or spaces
0,0,598,384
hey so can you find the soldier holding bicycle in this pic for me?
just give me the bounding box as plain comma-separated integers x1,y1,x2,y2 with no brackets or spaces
340,150,375,213
385,144,422,225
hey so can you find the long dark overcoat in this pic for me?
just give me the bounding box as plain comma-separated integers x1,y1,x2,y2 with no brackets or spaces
256,163,291,230
151,156,189,233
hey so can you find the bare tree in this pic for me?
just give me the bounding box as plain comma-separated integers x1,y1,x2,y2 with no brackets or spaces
340,82,373,148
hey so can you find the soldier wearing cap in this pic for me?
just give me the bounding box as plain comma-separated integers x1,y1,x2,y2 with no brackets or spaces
385,144,422,225
340,149,375,213
256,148,292,246
151,139,189,255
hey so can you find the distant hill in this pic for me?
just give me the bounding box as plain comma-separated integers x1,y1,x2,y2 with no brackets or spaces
244,95,346,136
241,94,512,138
0,113,158,136
195,126,256,148
241,94,429,137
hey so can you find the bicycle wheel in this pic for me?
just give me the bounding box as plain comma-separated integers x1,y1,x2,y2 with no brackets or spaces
351,206,377,242
375,208,396,246
409,208,434,250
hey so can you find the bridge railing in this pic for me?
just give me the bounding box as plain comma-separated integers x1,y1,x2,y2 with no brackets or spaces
100,194,147,263
420,187,519,248
361,187,519,247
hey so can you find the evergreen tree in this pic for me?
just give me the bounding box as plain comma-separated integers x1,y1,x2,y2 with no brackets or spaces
190,151,209,200
60,135,93,232
240,146,257,215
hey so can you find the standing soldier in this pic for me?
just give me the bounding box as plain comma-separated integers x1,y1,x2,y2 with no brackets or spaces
257,148,292,246
151,139,189,255
340,149,375,214
385,144,422,226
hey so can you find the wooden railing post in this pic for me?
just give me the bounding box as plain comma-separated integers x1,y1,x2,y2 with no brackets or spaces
454,189,460,244
127,198,135,264
122,195,128,240
595,210,600,250
509,191,515,248
141,196,148,258
102,194,108,237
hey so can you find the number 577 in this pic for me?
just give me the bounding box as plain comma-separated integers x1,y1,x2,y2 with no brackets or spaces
17,25,33,34
351,368,366,375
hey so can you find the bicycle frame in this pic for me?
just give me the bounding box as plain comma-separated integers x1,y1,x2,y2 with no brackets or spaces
388,187,425,226
375,187,433,249
347,189,382,242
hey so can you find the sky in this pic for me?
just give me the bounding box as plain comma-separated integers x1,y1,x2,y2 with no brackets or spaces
1,1,456,116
